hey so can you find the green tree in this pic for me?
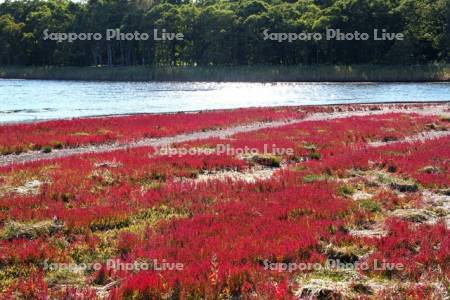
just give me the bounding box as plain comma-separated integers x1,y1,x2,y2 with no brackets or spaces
0,14,24,64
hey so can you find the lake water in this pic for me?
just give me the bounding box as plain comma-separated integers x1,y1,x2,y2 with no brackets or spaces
0,79,449,123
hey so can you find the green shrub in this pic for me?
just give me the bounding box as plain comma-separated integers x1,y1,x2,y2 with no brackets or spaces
303,174,327,183
339,184,355,196
358,199,382,213
308,152,321,160
42,146,52,153
52,141,64,149
252,154,281,167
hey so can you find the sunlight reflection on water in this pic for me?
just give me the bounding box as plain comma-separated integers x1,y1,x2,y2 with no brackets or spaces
0,80,449,122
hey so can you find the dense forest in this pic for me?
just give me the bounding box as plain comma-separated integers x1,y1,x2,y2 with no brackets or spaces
0,0,449,66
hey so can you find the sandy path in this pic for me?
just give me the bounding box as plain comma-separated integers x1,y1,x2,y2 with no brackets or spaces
0,119,298,166
1,103,448,167
368,130,450,147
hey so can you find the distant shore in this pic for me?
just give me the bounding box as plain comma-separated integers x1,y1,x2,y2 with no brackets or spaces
1,64,449,82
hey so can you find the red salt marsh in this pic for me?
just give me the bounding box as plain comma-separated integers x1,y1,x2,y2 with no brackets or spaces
0,103,449,299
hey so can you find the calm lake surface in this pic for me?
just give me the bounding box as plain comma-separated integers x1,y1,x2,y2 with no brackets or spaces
1,79,449,123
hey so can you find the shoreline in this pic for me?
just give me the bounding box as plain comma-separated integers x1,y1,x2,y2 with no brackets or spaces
1,101,449,125
1,65,449,82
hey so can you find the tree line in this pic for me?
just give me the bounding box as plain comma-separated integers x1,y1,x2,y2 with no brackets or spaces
0,0,449,66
